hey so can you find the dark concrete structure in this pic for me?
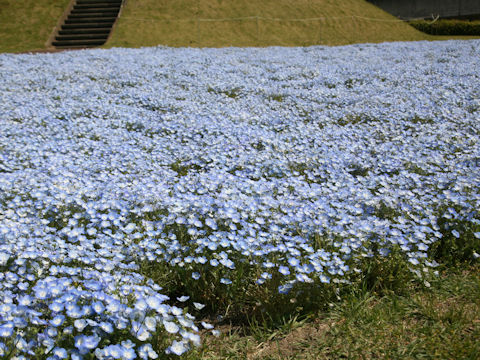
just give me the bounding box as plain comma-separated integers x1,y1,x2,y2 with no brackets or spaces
368,0,480,20
49,0,123,49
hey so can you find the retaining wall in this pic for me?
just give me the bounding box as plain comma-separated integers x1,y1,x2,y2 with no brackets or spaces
368,0,480,20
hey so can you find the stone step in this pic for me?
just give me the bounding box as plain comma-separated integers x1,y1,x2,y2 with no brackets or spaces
73,4,121,10
58,28,110,35
52,39,107,47
51,0,123,49
61,22,113,29
56,33,109,41
71,7,120,14
64,17,116,24
75,0,122,4
69,11,119,18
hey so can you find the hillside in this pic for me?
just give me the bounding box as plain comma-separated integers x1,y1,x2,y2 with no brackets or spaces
107,0,430,47
0,0,478,53
0,0,70,53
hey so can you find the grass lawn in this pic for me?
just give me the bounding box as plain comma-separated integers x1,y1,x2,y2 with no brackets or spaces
107,0,430,48
0,0,69,53
1,0,479,53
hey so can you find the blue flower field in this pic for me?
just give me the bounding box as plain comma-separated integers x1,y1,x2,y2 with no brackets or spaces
0,40,479,359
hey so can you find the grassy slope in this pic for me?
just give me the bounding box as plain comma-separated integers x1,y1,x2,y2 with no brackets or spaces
0,0,478,53
0,0,70,53
107,0,431,48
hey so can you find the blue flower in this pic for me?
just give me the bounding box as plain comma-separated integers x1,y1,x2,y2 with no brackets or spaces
278,266,290,275
75,334,100,352
0,323,14,337
53,347,68,359
50,315,65,327
166,340,188,356
192,272,201,280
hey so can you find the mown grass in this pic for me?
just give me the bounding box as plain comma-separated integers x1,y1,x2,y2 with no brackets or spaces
0,0,69,53
107,0,430,48
182,264,480,359
1,0,479,53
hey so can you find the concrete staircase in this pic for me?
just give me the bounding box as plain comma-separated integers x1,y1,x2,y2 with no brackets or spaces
52,0,123,49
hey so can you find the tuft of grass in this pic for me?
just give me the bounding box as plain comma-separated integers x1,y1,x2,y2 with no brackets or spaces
207,86,243,99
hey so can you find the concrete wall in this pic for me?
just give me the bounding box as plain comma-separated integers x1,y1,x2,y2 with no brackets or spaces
368,0,480,20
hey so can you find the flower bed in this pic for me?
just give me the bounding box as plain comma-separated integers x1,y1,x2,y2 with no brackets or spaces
0,40,479,358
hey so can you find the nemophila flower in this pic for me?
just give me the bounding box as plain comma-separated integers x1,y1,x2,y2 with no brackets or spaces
72,320,88,337
75,334,101,352
34,287,50,300
163,320,179,334
193,302,205,310
205,218,217,230
92,301,105,314
166,340,188,356
278,265,290,275
49,302,64,313
319,274,330,284
1,40,480,357
201,321,214,330
220,258,235,269
170,306,183,316
210,258,219,267
220,278,232,285
256,278,266,285
135,299,148,311
144,316,157,332
408,257,420,265
13,317,27,328
138,343,158,359
99,321,114,334
53,347,68,359
103,344,124,359
66,305,83,318
63,326,74,335
191,272,201,280
47,327,59,337
121,347,137,360
50,315,65,327
0,322,14,337
145,295,168,310
288,257,300,267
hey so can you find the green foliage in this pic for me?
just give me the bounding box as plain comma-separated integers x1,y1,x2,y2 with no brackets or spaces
186,265,480,359
336,114,377,126
207,87,243,99
139,253,338,326
353,247,417,295
409,19,480,36
428,209,480,266
267,94,285,102
169,160,203,177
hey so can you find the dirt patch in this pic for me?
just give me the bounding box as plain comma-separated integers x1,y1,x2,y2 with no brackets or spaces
248,320,332,359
